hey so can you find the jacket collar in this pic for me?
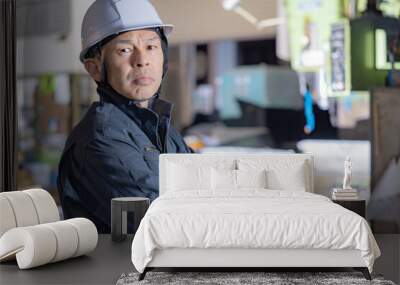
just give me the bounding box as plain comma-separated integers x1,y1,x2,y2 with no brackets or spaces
97,83,173,121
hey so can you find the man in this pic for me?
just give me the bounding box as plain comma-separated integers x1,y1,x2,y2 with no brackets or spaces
57,0,193,233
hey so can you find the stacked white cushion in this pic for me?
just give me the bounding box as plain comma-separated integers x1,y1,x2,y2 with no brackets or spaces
168,163,212,191
0,189,59,237
0,196,17,237
212,169,236,190
0,225,57,268
42,221,78,262
23,188,59,224
1,191,40,228
0,218,98,269
160,154,314,195
211,169,268,191
237,158,311,192
64,218,98,257
237,169,267,188
166,158,236,192
0,189,98,269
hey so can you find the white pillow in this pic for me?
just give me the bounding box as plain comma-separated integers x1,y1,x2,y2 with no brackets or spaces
211,169,236,190
211,169,268,190
237,158,308,191
237,169,267,188
167,162,212,191
267,165,306,191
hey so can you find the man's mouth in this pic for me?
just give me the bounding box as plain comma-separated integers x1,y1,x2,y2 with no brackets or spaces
133,76,154,86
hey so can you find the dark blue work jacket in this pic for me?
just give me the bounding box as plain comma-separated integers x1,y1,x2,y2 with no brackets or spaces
57,84,193,233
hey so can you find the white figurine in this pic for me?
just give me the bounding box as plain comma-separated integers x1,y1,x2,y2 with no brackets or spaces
342,156,352,190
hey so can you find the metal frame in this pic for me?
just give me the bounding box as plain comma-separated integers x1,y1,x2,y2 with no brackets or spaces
0,0,17,192
138,267,371,281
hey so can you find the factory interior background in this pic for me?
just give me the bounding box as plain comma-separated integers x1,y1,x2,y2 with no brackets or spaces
1,0,399,233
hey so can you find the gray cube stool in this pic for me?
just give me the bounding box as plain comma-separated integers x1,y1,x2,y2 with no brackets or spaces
111,197,150,242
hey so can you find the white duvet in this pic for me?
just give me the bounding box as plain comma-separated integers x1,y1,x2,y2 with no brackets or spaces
131,190,380,273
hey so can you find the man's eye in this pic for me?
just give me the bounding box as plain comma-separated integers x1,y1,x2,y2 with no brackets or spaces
148,45,158,50
120,48,132,54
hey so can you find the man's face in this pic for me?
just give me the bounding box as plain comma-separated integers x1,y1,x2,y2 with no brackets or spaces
99,30,164,103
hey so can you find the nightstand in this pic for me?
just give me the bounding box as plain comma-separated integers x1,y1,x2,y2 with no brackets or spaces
332,199,366,218
111,197,150,242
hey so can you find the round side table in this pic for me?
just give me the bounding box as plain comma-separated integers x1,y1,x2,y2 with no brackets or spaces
111,197,150,242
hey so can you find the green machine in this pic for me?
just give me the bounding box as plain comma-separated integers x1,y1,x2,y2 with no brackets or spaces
350,8,400,90
284,0,350,98
284,0,400,94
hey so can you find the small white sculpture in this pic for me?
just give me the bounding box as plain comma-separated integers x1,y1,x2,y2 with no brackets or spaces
342,156,352,190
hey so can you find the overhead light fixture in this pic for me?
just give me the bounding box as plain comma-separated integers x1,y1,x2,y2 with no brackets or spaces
221,0,240,11
234,6,258,25
221,0,285,29
257,17,285,29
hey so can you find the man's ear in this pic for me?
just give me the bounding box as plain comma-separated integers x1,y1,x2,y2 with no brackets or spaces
84,58,102,82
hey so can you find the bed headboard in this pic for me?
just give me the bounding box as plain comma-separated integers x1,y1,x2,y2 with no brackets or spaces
159,153,314,195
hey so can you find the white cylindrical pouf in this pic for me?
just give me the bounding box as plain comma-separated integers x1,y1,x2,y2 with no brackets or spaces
23,189,59,224
0,219,98,269
0,188,98,269
66,218,98,257
0,196,17,237
42,221,79,262
0,226,57,269
0,192,39,227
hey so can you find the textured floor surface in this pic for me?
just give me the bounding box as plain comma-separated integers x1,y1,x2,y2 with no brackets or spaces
116,271,396,285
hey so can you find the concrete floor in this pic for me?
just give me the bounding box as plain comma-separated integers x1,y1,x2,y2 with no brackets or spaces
0,234,398,284
374,235,400,284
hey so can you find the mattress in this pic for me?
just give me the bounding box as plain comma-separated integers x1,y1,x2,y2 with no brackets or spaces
131,190,380,273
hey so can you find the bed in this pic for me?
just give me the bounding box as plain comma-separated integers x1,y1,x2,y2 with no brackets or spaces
131,154,381,281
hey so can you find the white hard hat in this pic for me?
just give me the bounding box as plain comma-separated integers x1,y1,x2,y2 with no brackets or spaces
80,0,174,62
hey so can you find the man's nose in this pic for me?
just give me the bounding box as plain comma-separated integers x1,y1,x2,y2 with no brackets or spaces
132,49,150,68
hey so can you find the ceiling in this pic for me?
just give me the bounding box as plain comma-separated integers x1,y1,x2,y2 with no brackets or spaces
151,0,278,44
